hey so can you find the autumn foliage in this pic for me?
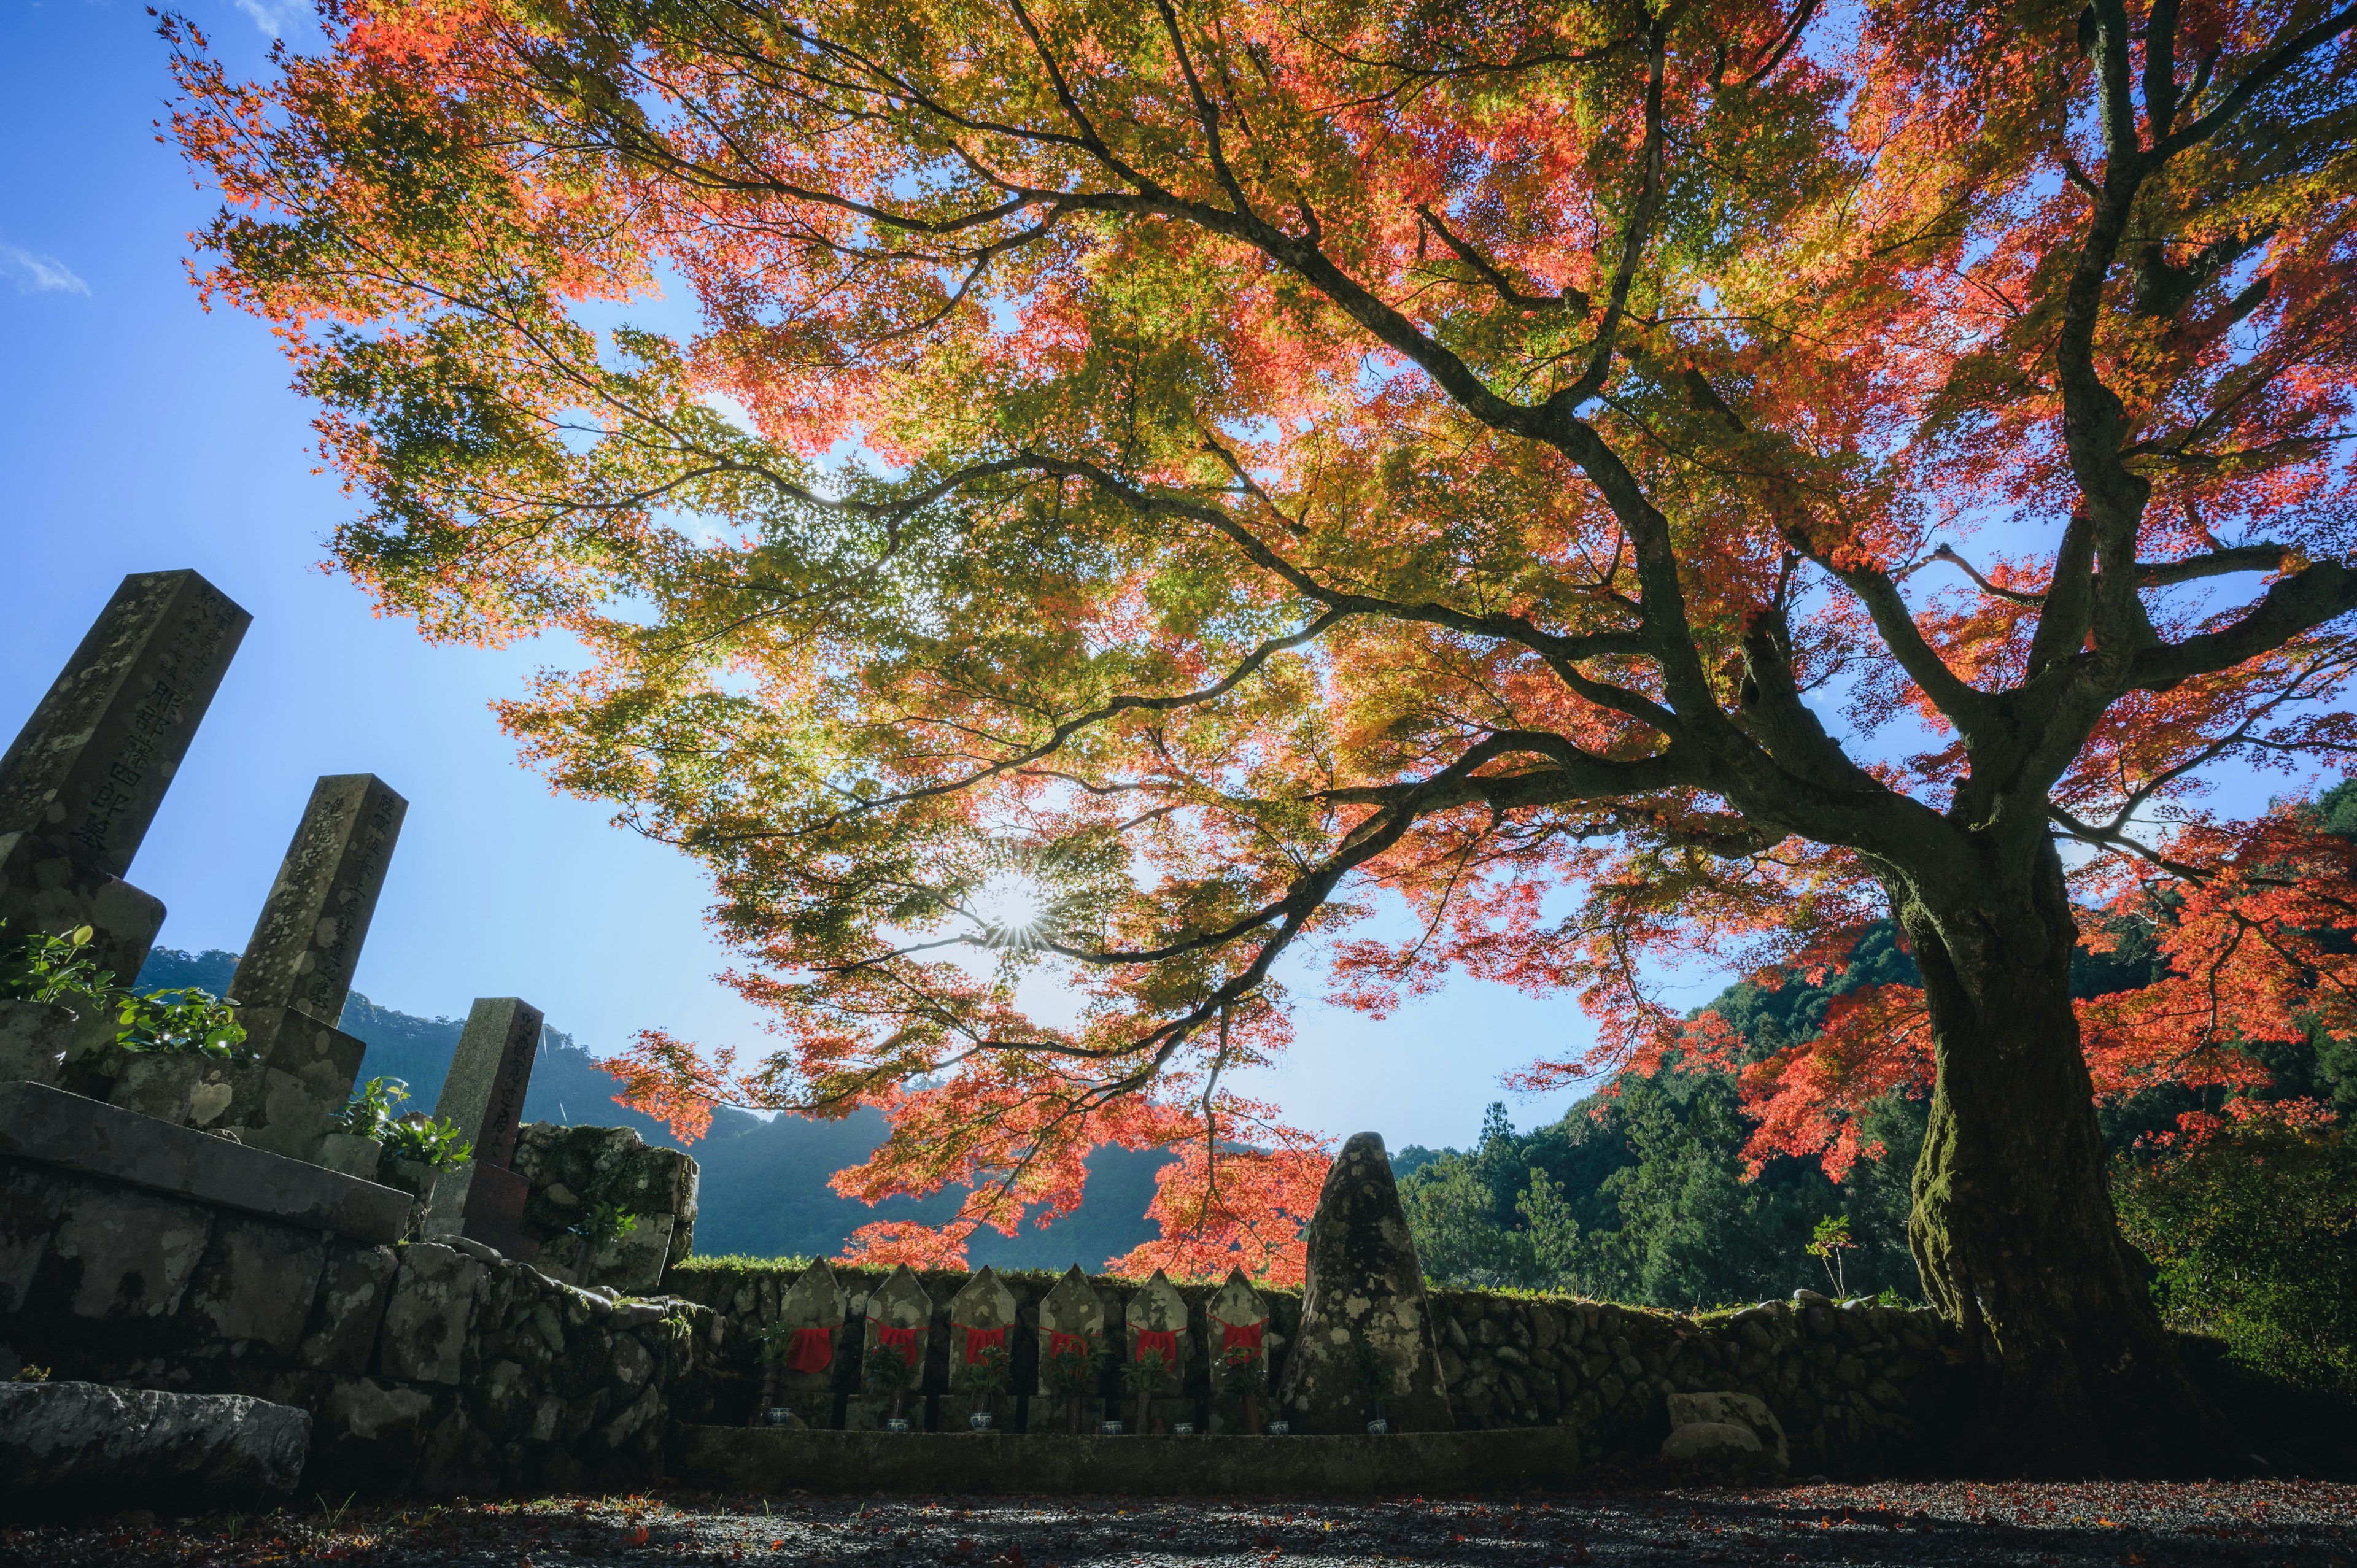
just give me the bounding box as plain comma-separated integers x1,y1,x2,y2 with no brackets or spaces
163,0,2357,1354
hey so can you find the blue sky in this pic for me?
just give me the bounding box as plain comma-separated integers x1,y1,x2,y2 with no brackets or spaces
0,0,1622,1153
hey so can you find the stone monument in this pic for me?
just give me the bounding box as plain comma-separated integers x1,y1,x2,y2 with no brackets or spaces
1124,1267,1192,1431
1204,1267,1272,1432
0,570,248,984
845,1265,932,1431
217,774,406,1154
945,1265,1018,1427
1275,1131,1454,1432
763,1258,848,1426
1035,1264,1106,1430
421,997,542,1258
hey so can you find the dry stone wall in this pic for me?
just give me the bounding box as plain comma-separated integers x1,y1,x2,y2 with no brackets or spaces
1,1086,716,1496
670,1261,1967,1472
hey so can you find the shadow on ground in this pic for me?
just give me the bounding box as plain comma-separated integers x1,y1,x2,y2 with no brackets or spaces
4,1480,2353,1567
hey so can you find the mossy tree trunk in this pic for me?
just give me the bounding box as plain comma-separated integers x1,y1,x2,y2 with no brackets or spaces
1894,848,2229,1474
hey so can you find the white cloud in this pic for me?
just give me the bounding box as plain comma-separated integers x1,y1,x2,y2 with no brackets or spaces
0,242,90,298
233,0,298,37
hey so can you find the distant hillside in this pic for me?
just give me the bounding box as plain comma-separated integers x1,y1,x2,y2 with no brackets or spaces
136,948,1169,1267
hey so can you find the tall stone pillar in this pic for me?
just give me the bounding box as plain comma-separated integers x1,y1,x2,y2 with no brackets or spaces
217,774,407,1157
1275,1131,1455,1432
422,997,543,1258
0,570,249,981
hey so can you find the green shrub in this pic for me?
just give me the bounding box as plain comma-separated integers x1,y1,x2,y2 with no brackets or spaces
2114,1115,2357,1399
2,924,249,1062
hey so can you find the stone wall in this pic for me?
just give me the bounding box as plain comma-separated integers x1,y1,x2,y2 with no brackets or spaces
1,1081,715,1495
665,1262,1966,1471
509,1122,699,1293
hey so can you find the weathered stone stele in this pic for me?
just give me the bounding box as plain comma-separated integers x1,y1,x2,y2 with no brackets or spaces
1204,1268,1269,1392
1275,1130,1453,1432
1124,1267,1188,1377
219,774,407,1149
1035,1264,1106,1416
843,1265,932,1431
230,773,407,1022
422,997,543,1256
777,1258,849,1393
948,1265,1019,1345
0,570,248,983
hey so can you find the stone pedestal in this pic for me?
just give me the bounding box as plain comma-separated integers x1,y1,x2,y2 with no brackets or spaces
1275,1131,1453,1432
421,1160,534,1260
223,1007,372,1159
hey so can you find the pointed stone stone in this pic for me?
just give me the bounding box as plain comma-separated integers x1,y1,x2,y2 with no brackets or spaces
1035,1264,1105,1400
780,1258,848,1330
948,1265,1017,1334
1205,1267,1271,1394
1124,1267,1189,1367
772,1259,848,1399
1274,1131,1453,1432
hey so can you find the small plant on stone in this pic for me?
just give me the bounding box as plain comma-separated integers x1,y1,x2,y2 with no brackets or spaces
1807,1214,1857,1298
1040,1332,1105,1434
1,922,249,1061
381,1111,475,1170
571,1198,641,1246
115,984,249,1062
336,1076,411,1140
0,924,112,1010
950,1342,1012,1419
747,1320,808,1424
1120,1346,1172,1434
1220,1343,1267,1434
863,1329,922,1423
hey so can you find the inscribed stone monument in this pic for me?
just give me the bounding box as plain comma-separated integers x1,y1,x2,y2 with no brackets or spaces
946,1265,1018,1425
219,774,406,1153
0,570,249,982
1275,1130,1453,1432
421,997,542,1257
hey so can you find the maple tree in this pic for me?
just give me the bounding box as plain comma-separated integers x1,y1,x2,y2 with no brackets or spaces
168,0,2357,1469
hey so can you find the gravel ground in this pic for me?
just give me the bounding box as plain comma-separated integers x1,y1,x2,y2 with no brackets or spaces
4,1481,2353,1568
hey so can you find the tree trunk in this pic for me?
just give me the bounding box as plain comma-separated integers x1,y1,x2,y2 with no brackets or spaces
1898,853,2233,1474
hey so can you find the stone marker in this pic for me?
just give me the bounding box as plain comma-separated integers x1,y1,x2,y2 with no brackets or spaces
1275,1130,1453,1432
420,997,542,1257
218,779,405,1154
0,570,249,983
231,772,406,1021
845,1264,932,1431
1036,1264,1107,1427
947,1265,1020,1425
772,1259,850,1418
1204,1268,1272,1432
1124,1267,1191,1430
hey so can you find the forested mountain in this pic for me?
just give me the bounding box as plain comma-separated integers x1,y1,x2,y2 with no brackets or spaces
1395,890,2357,1311
133,949,1169,1267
